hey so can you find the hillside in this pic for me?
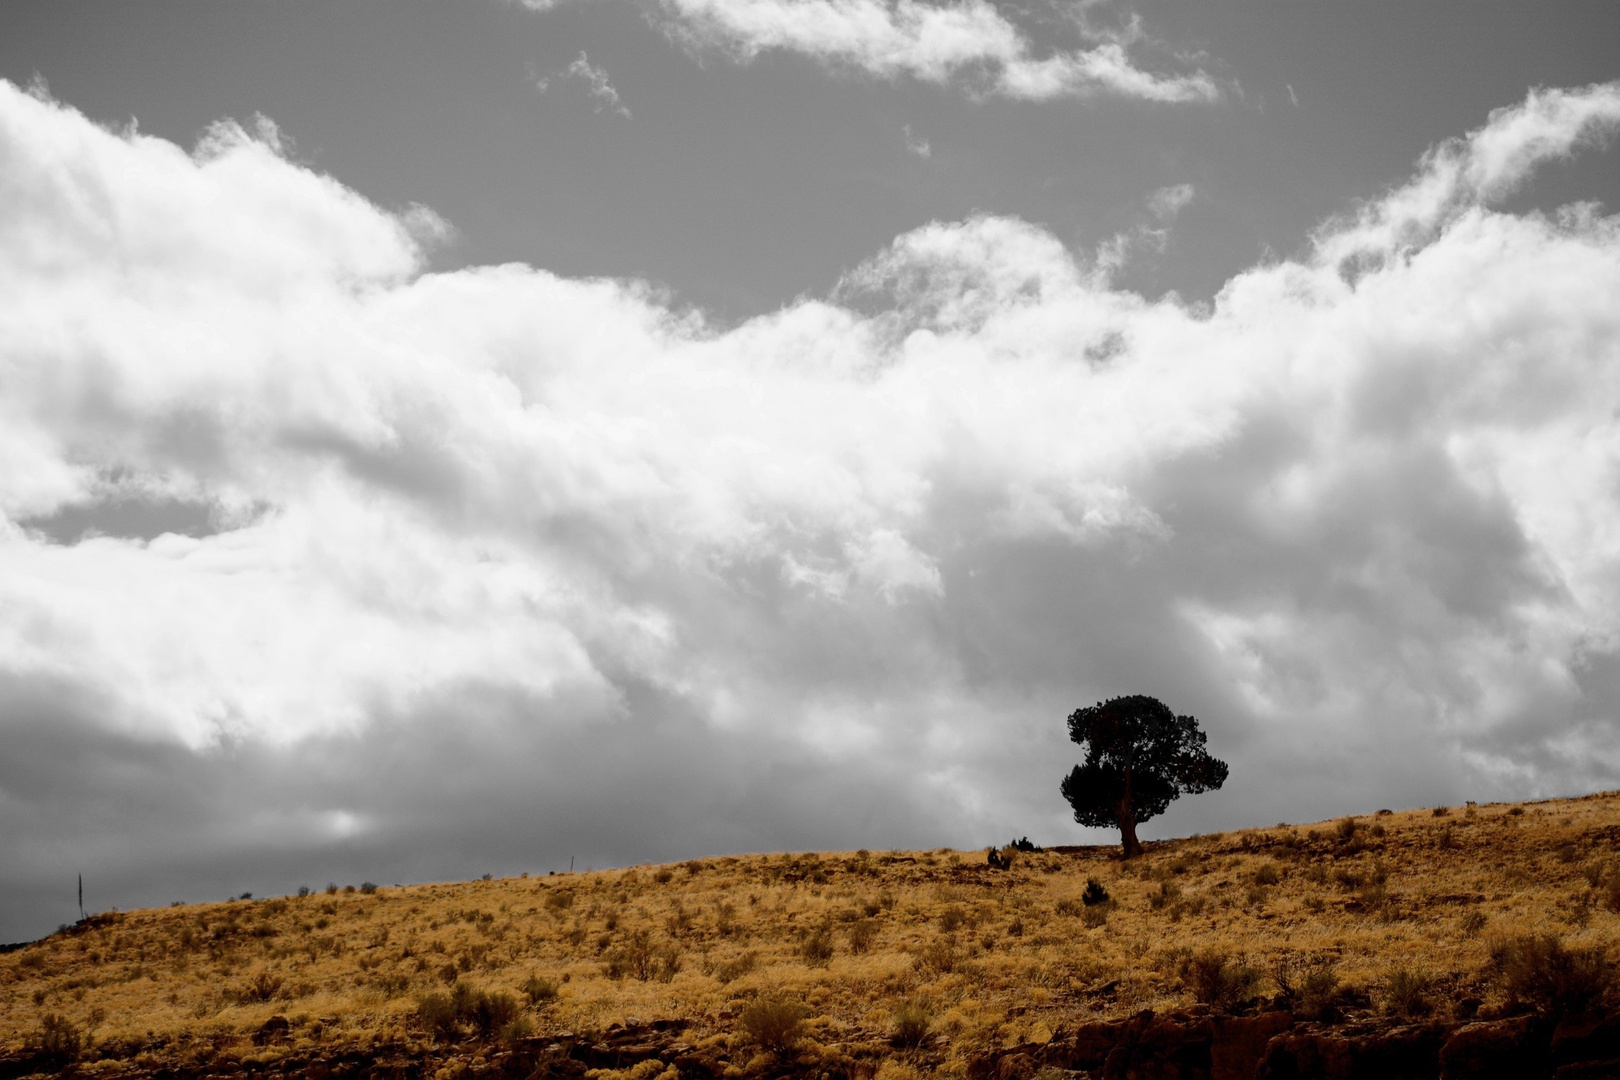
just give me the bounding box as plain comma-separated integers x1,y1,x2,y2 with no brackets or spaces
4,793,1620,1079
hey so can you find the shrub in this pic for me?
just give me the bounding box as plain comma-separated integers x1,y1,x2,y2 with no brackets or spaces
914,939,958,976
848,919,878,954
800,928,835,967
604,930,681,982
467,990,522,1036
520,973,559,1006
939,905,967,932
360,882,378,894
498,1015,533,1045
417,988,464,1041
1336,817,1359,841
239,971,284,1003
891,999,932,1048
1253,863,1281,887
1494,934,1614,1015
713,951,758,984
35,1014,81,1064
1383,967,1433,1017
739,997,809,1052
1081,878,1110,907
1185,950,1262,1013
416,983,523,1041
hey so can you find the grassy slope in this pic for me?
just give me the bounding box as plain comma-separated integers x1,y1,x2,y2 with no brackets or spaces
3,793,1619,1074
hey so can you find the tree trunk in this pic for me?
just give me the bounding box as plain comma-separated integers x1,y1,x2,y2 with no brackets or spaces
1117,812,1144,859
1117,768,1143,858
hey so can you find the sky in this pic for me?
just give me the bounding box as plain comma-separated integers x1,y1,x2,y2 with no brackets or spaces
0,1,1618,943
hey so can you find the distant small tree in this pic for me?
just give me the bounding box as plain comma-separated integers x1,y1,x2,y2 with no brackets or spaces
1060,695,1227,858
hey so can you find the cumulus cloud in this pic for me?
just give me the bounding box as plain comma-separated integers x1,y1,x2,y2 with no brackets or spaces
650,0,1219,102
535,51,632,117
4,78,1620,938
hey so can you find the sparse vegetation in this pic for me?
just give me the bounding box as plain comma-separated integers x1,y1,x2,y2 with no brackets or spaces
2,793,1620,1073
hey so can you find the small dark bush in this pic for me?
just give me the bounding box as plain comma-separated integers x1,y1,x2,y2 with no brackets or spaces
1335,818,1359,842
360,882,378,894
848,919,878,953
891,999,932,1048
739,997,809,1052
1494,934,1613,1015
1081,878,1110,907
1185,950,1262,1013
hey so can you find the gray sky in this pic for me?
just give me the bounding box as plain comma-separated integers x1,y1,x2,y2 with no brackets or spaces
1,0,1618,942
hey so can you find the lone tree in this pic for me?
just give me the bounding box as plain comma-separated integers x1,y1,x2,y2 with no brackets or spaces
1060,695,1227,858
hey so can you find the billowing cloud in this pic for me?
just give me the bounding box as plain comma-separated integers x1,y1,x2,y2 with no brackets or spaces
649,0,1219,102
4,79,1620,939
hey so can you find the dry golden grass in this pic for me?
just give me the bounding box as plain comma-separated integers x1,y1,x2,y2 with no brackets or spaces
4,792,1620,1075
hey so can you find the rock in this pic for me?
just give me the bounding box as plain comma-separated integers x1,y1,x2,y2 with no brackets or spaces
1258,1021,1450,1079
1211,1013,1294,1080
1554,1013,1620,1071
1438,1015,1548,1079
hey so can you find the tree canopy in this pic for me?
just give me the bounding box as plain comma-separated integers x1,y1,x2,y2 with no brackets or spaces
1060,694,1227,858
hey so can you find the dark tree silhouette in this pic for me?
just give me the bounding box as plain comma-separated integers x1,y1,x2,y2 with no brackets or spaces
1060,695,1227,858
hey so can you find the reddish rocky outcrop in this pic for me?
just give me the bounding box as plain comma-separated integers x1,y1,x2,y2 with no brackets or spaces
8,1009,1620,1080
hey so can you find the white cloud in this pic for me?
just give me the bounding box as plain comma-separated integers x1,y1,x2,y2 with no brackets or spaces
4,79,1620,908
535,51,632,117
902,123,931,158
651,0,1219,102
1095,182,1195,277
